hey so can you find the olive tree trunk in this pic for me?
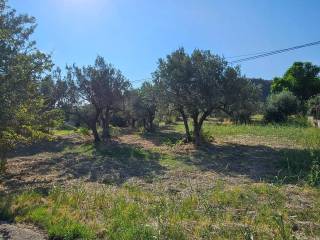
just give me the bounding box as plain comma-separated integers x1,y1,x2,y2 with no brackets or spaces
192,110,212,146
101,109,111,142
179,108,192,142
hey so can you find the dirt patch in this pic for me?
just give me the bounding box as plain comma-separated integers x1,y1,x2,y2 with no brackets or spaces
0,223,46,240
0,128,293,193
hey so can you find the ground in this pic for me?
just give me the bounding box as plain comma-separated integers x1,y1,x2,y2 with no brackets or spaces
0,222,45,240
0,122,319,239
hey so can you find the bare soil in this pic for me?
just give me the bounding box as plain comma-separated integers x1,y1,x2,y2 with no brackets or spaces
0,222,46,240
0,127,310,238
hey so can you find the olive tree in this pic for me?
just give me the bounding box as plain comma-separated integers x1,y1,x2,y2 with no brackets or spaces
155,48,254,145
219,68,261,123
138,82,157,132
153,48,193,142
64,56,130,142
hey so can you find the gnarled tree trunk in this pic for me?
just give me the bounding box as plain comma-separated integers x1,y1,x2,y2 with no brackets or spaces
147,111,155,132
101,109,111,142
179,108,192,142
192,110,212,146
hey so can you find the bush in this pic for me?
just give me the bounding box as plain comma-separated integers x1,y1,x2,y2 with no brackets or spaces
287,115,311,127
78,127,90,136
278,149,320,186
308,94,320,119
264,91,299,123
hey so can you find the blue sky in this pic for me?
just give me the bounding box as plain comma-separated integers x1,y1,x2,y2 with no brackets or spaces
9,0,320,85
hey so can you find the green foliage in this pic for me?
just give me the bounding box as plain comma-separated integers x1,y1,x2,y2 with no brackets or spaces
264,91,299,122
271,62,320,100
78,127,91,136
287,115,311,127
63,56,130,142
308,94,320,119
278,149,320,186
129,82,158,132
155,48,261,144
221,77,262,124
0,0,62,172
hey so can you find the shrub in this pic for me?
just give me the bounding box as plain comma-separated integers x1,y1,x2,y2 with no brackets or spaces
277,149,320,186
264,91,299,123
308,94,320,119
287,115,311,127
78,127,90,136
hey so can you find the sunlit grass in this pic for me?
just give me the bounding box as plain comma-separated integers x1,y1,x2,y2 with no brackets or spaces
1,182,319,239
51,129,75,136
174,121,320,148
3,121,320,239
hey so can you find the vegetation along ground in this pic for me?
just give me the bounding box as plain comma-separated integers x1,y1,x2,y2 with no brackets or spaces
1,1,320,239
1,121,320,240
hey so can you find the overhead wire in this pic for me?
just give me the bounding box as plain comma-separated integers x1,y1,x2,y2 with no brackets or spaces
130,40,320,83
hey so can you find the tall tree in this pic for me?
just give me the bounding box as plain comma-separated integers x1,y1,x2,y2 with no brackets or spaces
187,50,226,145
0,0,59,171
65,56,130,142
138,82,157,132
153,48,193,142
155,48,255,145
271,62,320,100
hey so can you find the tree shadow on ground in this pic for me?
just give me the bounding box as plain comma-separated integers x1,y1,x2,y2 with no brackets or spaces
174,142,317,184
2,141,166,192
8,135,80,158
139,125,185,146
137,125,317,184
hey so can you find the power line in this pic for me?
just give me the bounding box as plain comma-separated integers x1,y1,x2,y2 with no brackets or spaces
130,40,320,83
226,50,280,59
130,77,152,83
229,40,320,64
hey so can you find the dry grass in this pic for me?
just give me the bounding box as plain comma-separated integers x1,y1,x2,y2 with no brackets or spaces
1,122,320,239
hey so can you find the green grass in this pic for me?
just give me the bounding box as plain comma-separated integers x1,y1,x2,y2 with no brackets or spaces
51,129,76,136
175,122,320,186
174,122,320,148
3,121,320,239
1,183,319,239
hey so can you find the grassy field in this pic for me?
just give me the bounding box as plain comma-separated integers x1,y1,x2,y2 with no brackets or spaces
1,122,320,239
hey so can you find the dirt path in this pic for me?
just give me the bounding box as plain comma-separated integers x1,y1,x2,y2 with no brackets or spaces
0,223,46,240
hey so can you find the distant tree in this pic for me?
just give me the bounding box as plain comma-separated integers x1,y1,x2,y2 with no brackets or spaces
264,91,299,123
271,62,320,101
249,78,271,101
64,56,130,142
126,83,157,131
138,82,157,131
124,89,141,128
0,0,61,171
220,70,262,124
